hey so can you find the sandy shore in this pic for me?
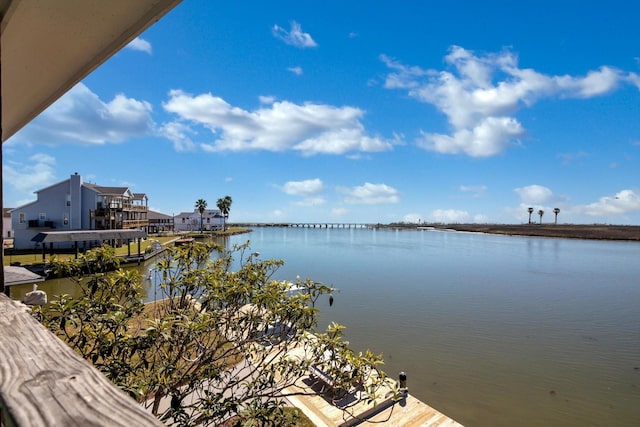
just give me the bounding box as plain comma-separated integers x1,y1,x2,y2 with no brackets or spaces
425,224,640,241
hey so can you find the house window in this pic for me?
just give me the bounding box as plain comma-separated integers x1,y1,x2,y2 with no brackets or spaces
182,218,185,223
66,193,71,206
19,213,25,223
64,215,69,225
39,213,46,220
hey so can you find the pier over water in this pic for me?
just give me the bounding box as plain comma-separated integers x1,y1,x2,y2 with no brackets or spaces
234,222,376,229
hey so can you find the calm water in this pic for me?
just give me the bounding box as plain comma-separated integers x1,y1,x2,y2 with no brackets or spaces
230,227,640,427
13,228,640,426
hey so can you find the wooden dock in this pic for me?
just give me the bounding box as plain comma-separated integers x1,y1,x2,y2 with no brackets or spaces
277,340,463,426
284,379,463,426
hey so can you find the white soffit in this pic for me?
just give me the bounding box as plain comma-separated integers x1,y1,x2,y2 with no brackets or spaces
0,0,182,142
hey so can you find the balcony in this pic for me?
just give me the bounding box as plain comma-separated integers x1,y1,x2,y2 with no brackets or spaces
123,204,148,212
122,219,149,229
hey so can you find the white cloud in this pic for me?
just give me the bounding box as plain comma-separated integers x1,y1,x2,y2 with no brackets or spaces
383,46,632,157
160,121,196,151
459,185,487,197
282,179,324,196
331,207,348,217
272,21,317,48
581,189,640,216
473,214,489,223
295,197,326,206
627,72,640,89
126,37,152,54
338,183,400,204
163,90,394,156
288,66,303,76
557,150,589,165
514,184,554,204
259,95,276,104
7,83,154,146
430,209,471,223
403,213,422,223
281,179,326,206
3,153,56,198
418,116,525,157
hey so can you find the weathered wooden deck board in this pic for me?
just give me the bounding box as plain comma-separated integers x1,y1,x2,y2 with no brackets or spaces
0,294,163,426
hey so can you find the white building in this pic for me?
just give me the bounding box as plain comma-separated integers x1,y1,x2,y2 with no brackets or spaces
174,209,223,232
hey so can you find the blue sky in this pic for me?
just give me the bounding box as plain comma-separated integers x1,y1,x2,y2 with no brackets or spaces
4,1,640,224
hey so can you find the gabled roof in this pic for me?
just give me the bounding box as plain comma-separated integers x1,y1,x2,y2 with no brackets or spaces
84,184,131,197
148,210,173,220
4,266,45,287
34,176,75,194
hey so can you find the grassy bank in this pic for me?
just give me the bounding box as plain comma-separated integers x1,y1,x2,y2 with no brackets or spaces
426,223,640,241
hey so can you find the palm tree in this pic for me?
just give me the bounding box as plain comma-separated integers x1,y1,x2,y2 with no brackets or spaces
553,207,560,225
216,195,232,231
195,199,207,232
527,207,534,224
538,209,544,224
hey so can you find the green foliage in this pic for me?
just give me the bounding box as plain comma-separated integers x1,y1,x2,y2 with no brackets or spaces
216,195,232,231
47,244,121,278
195,199,208,231
34,240,394,426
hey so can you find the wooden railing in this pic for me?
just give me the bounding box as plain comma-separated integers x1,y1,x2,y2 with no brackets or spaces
122,219,149,229
0,294,162,426
123,204,148,212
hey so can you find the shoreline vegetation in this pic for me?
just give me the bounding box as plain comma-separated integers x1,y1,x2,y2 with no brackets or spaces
389,223,640,241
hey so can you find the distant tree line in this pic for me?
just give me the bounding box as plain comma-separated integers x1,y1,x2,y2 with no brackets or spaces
528,207,561,224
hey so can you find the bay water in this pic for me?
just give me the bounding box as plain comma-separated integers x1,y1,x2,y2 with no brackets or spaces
228,227,640,427
12,227,639,426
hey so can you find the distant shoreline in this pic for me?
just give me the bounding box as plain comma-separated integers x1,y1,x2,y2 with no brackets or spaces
233,223,640,241
419,224,640,241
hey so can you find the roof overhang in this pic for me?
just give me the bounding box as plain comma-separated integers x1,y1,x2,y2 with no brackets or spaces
1,0,183,142
32,229,147,243
4,265,44,286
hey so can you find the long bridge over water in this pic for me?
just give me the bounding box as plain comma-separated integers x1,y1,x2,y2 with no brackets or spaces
233,222,379,229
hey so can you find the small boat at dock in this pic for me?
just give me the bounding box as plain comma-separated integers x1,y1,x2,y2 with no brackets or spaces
174,237,195,246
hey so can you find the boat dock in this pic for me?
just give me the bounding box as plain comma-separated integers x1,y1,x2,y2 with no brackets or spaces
276,342,463,426
284,377,463,426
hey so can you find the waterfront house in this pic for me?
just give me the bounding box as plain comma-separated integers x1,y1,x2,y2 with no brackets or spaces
148,210,175,234
174,209,224,232
11,173,149,250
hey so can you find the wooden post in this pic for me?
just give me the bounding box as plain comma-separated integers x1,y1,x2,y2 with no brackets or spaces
0,294,163,426
1,21,4,295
